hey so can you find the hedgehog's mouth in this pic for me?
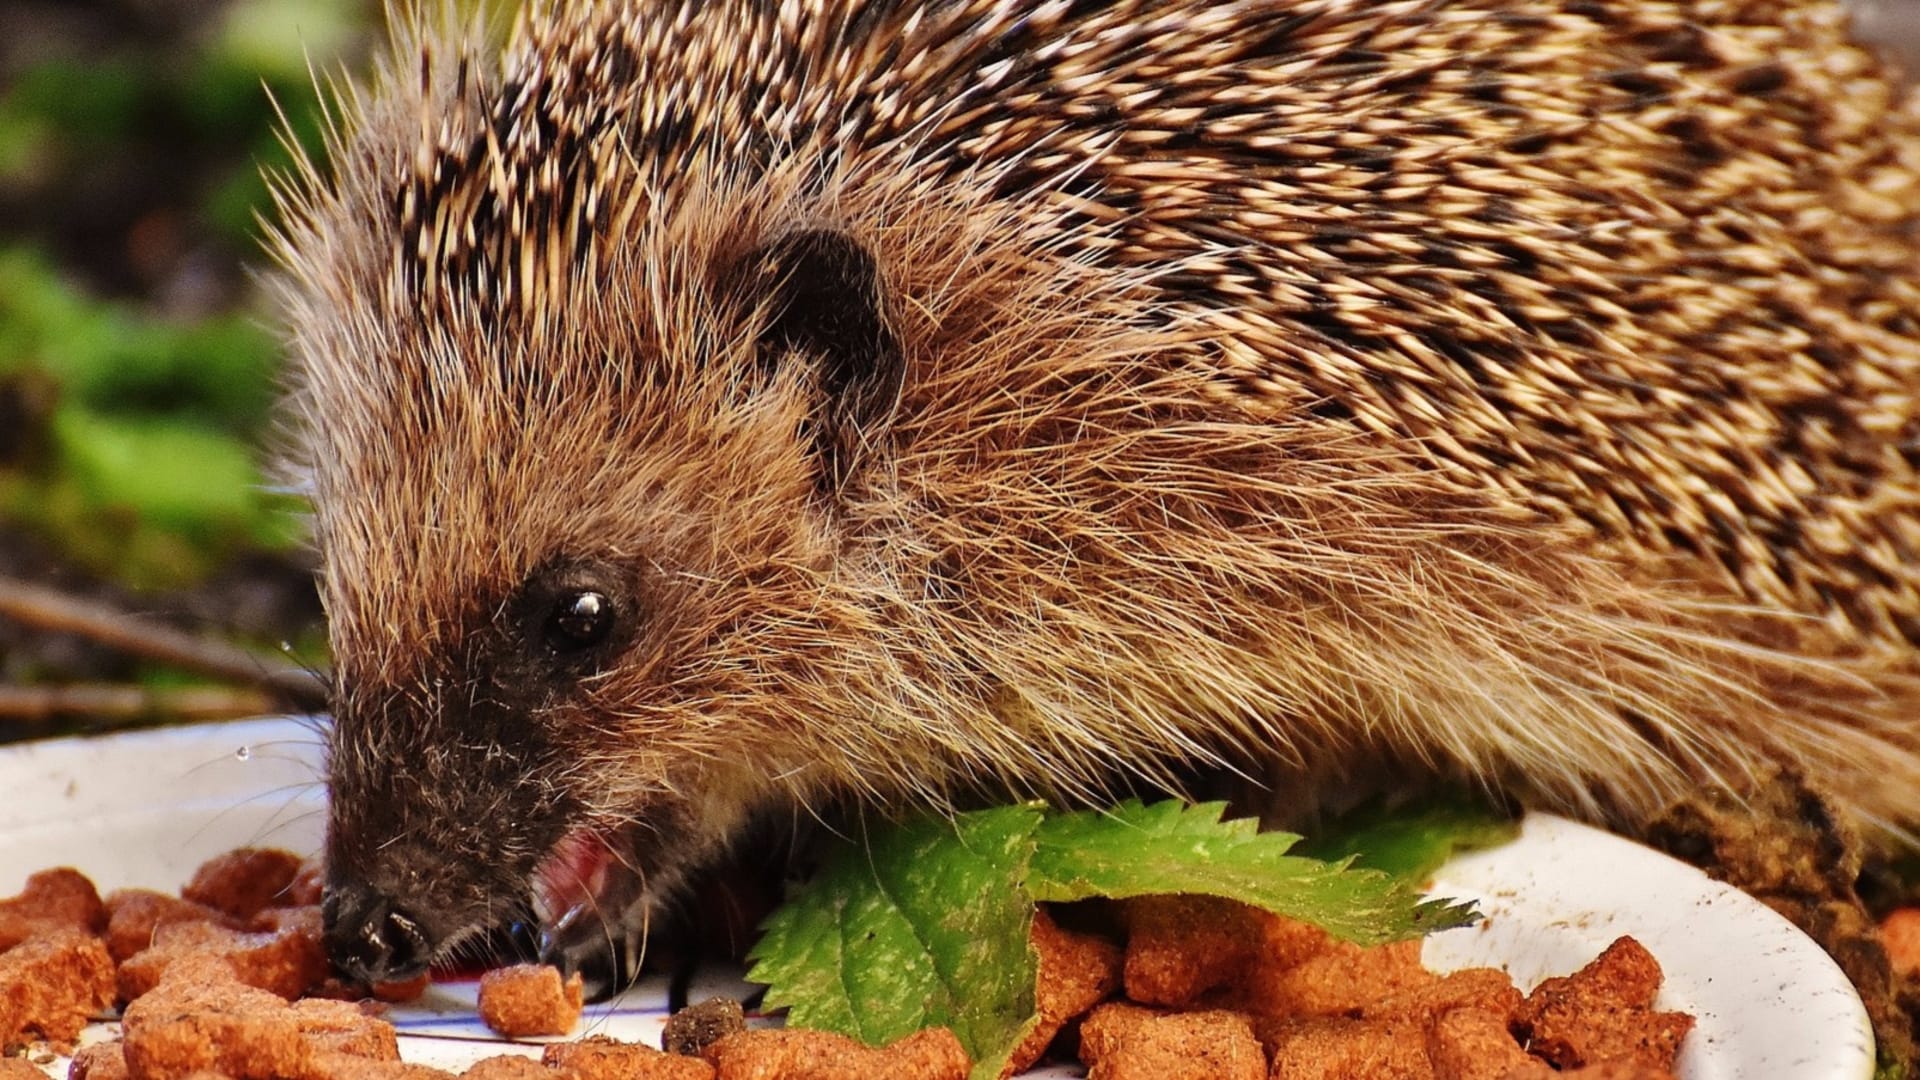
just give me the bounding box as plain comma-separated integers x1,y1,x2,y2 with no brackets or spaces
529,824,658,996
532,827,618,924
524,805,753,996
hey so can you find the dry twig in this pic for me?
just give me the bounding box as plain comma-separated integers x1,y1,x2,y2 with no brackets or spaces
0,684,283,724
0,575,329,713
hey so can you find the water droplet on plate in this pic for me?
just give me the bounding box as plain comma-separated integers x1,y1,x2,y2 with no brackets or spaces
234,745,252,762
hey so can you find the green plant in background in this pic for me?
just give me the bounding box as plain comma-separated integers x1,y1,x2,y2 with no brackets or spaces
0,0,368,592
0,246,300,589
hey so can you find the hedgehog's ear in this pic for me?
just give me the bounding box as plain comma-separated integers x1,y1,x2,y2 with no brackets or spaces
745,228,904,491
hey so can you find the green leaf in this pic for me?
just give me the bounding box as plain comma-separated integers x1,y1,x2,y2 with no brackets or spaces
1292,794,1520,884
747,805,1045,1080
1028,799,1478,945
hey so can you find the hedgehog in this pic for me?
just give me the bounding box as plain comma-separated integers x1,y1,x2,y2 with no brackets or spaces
268,0,1920,988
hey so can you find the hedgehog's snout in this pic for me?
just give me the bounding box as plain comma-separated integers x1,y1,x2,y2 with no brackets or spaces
322,879,435,984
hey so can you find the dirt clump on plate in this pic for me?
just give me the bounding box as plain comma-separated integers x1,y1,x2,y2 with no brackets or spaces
659,998,745,1057
1645,770,1903,1068
475,966,583,1039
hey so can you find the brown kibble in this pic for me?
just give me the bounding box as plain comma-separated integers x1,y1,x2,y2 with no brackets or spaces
104,891,240,965
1882,907,1920,977
1120,895,1268,1007
544,1035,713,1080
1078,1004,1264,1080
182,850,308,922
1512,937,1691,1071
1033,907,1123,1019
307,1054,459,1080
369,975,431,1005
120,956,406,1080
1120,897,1329,1010
1076,1001,1163,1062
0,930,116,1051
287,966,427,1005
0,869,107,951
120,960,312,1080
247,906,322,937
117,917,328,1004
1262,1016,1431,1080
661,998,745,1057
1552,1062,1678,1079
1003,907,1122,1076
477,966,583,1039
3,1057,51,1080
301,978,381,1004
884,1028,973,1080
290,999,399,1060
70,1040,133,1080
243,908,330,999
459,1055,550,1080
1367,968,1522,1024
284,864,326,909
1425,1007,1538,1080
1524,1007,1692,1075
1529,937,1662,1011
701,1027,967,1080
1239,938,1434,1018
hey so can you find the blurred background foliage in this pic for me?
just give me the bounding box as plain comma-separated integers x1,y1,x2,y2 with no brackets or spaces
0,0,379,735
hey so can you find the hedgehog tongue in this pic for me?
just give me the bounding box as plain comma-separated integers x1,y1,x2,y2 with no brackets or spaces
532,828,648,996
532,829,615,931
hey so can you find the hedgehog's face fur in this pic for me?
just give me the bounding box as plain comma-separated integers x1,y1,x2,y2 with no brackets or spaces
306,186,929,981
279,23,1134,972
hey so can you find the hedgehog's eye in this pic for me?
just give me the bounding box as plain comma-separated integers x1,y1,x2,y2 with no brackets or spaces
511,560,633,674
545,590,615,653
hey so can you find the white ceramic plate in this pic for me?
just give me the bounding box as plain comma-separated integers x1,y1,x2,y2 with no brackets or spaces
0,718,1876,1078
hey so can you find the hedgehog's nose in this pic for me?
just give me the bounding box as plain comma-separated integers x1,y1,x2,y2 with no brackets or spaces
322,883,433,984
